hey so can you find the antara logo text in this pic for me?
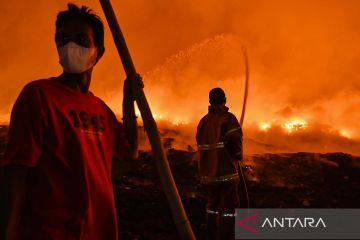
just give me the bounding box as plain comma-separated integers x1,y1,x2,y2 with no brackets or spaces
237,214,327,234
261,217,327,228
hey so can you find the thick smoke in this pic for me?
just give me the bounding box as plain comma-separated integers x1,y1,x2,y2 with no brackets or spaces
0,0,359,154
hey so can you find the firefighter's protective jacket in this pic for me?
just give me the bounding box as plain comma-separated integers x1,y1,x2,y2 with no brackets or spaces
196,105,243,185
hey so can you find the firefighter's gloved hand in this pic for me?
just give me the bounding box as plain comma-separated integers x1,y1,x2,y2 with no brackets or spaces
124,74,144,101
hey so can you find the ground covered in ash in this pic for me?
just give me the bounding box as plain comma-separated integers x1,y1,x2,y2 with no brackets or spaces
1,125,360,239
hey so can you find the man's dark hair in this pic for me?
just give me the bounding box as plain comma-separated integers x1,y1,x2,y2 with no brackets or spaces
55,3,104,47
209,88,226,105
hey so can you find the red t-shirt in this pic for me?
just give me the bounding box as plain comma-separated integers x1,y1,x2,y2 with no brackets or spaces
1,77,128,240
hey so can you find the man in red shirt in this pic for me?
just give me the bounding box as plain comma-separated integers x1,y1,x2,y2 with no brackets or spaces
0,4,135,239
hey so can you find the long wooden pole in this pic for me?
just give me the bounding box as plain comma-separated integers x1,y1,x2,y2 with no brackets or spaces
99,1,196,239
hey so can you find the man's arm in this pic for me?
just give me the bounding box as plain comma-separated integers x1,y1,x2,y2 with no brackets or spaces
122,74,144,160
122,92,138,159
224,115,243,160
0,166,28,240
225,128,243,160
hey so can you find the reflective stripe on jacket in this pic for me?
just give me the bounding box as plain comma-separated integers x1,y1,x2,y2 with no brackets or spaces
196,105,243,185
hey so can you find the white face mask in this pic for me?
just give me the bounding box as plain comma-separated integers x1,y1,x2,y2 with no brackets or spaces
57,41,98,74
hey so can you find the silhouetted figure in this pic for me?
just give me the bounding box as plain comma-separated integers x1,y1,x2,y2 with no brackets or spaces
0,4,137,239
196,88,243,240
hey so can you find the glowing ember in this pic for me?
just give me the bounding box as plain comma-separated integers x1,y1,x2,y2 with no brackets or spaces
259,122,271,131
135,109,189,126
171,119,189,126
153,113,164,120
340,130,352,139
283,119,308,132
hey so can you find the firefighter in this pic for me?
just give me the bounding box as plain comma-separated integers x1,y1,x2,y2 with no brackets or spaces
196,87,243,240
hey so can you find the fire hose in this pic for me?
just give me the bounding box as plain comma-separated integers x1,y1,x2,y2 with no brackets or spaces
238,46,250,209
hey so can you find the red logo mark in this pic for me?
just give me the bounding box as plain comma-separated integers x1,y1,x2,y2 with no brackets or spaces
237,214,258,234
